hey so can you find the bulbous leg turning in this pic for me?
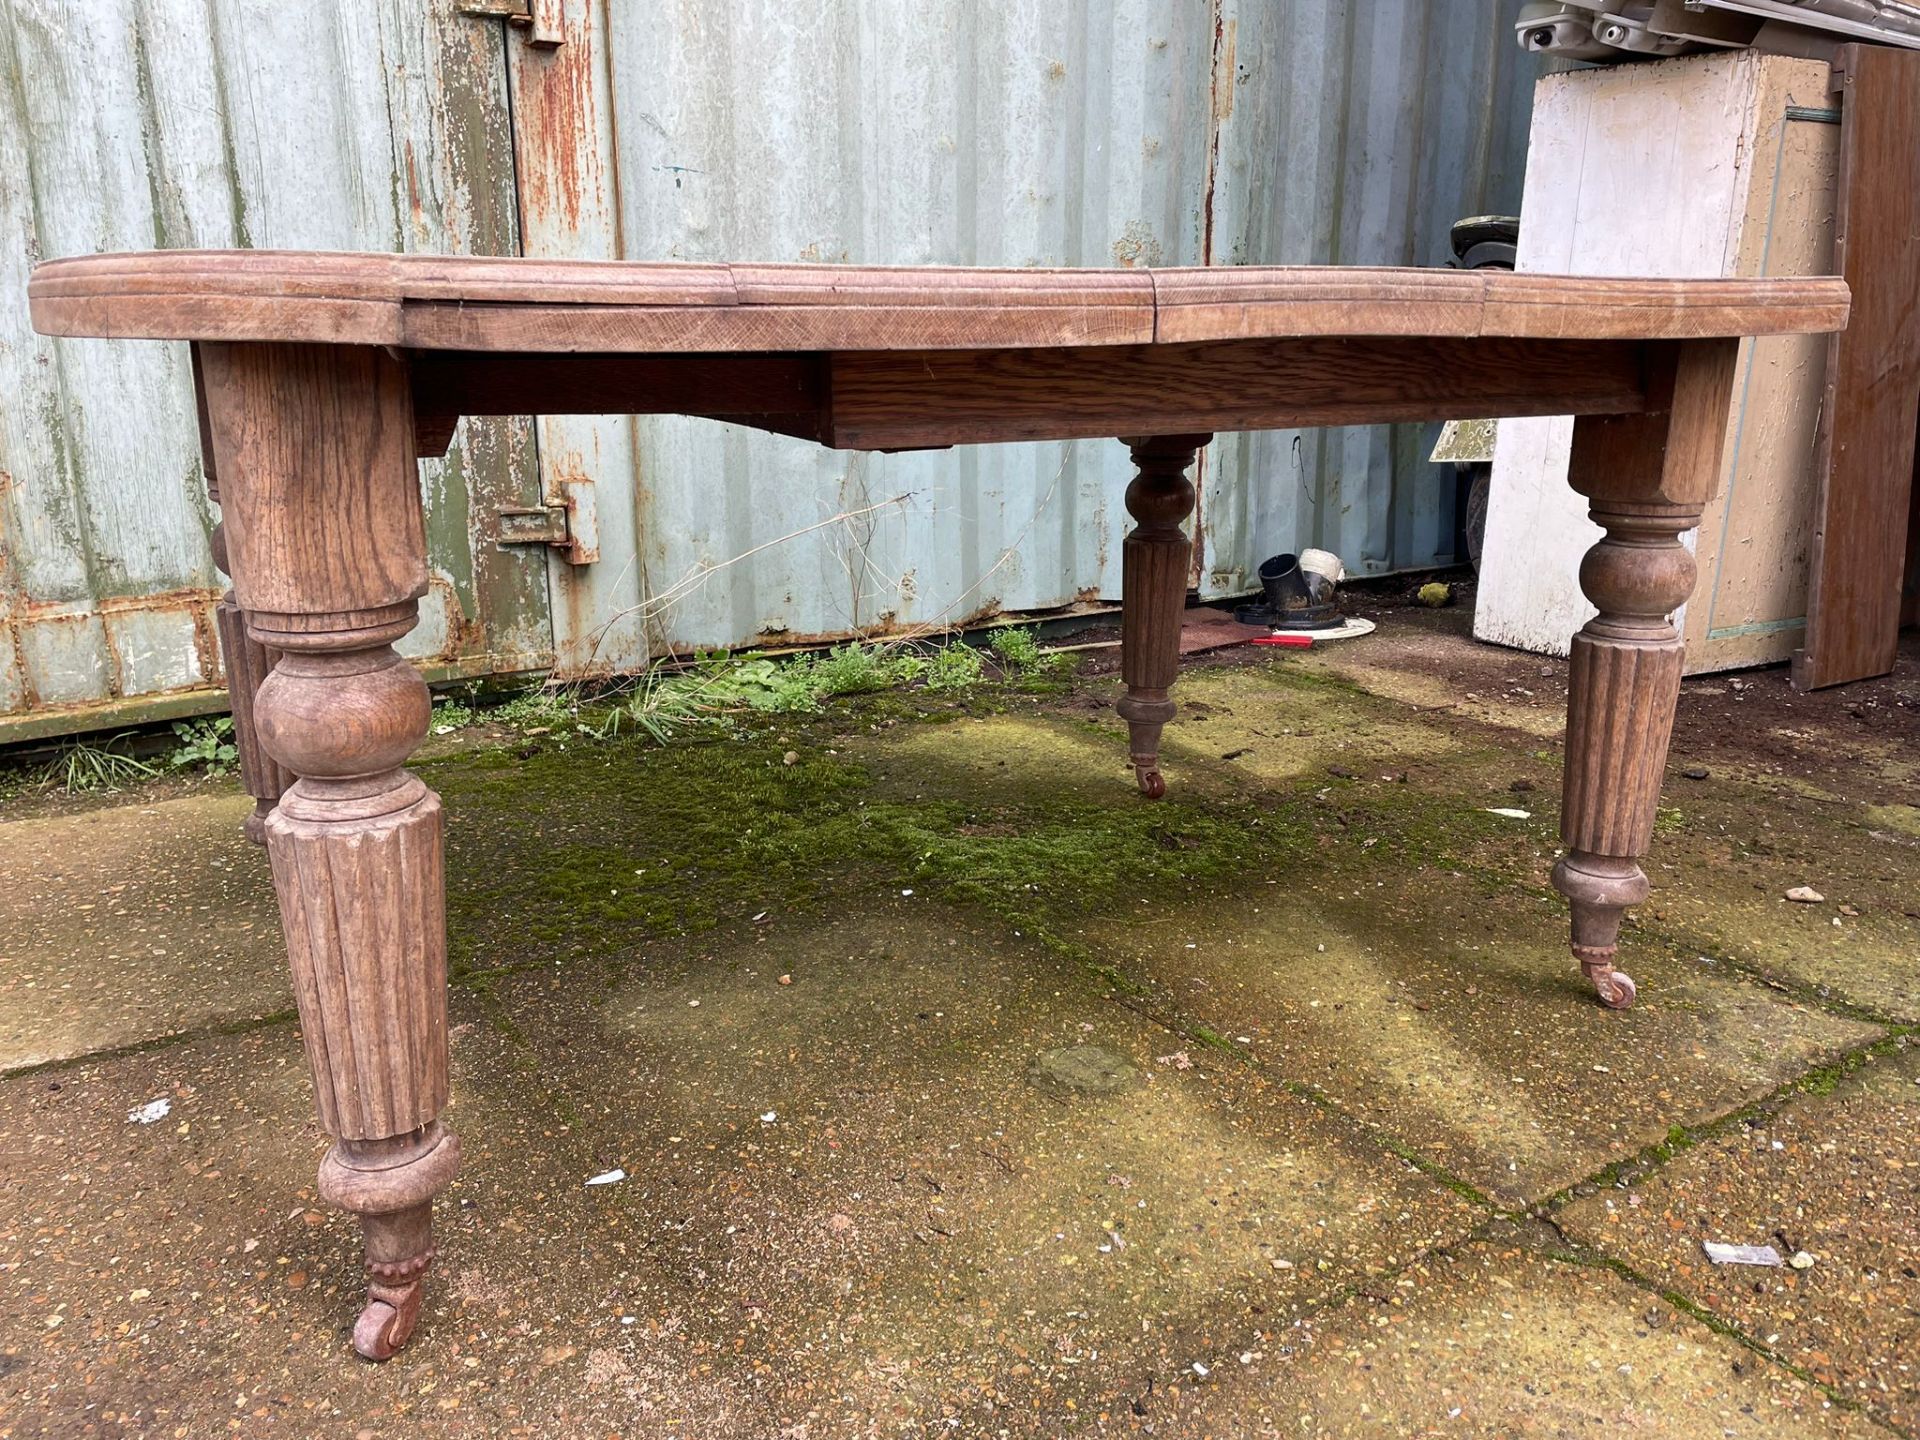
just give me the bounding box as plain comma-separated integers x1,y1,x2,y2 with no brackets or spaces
1117,434,1209,800
260,642,457,1360
199,340,457,1359
1553,499,1702,1010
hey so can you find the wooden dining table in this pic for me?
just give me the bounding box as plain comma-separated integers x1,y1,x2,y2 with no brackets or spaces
28,251,1848,1359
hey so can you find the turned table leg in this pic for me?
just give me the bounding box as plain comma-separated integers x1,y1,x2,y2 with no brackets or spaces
1551,340,1737,1008
199,341,458,1359
194,347,292,844
1116,434,1210,799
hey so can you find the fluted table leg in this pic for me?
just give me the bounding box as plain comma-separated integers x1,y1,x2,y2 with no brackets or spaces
1116,434,1210,799
198,340,457,1359
1551,340,1738,1008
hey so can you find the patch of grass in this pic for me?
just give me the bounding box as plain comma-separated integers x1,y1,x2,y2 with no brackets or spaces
165,716,238,776
605,642,963,744
491,687,580,730
609,651,821,743
47,735,159,794
813,641,926,697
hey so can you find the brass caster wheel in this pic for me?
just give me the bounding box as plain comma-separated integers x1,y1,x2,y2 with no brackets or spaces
1135,765,1167,800
352,1286,422,1361
1591,968,1637,1010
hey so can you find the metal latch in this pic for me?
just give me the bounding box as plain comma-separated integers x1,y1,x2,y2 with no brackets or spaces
457,0,564,47
495,503,570,548
494,477,598,565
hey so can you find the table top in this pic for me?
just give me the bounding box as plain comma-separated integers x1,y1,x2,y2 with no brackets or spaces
30,251,1850,353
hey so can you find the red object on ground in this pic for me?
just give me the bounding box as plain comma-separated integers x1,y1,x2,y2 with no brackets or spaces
1250,633,1314,649
1177,606,1272,655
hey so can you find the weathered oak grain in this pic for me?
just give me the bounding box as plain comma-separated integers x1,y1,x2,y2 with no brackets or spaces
823,335,1657,450
1553,339,1739,1009
198,342,427,646
29,251,1847,352
29,250,1853,1363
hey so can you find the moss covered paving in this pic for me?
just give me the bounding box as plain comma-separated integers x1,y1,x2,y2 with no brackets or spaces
429,714,1274,982
423,658,1546,1000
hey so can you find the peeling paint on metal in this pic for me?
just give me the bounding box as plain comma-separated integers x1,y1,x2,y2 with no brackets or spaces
0,0,555,736
2,0,1534,737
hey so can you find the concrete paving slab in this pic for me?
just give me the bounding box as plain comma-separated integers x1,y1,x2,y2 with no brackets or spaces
0,1002,803,1438
0,794,287,1072
1,608,1909,1434
1157,668,1473,787
875,708,1140,801
1297,622,1573,741
1082,873,1882,1209
483,902,1487,1433
1629,783,1920,1021
1559,1042,1920,1434
1132,1233,1874,1438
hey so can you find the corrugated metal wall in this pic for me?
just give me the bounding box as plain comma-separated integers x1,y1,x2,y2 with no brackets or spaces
0,0,555,741
1201,0,1538,591
533,0,1538,660
0,0,1537,736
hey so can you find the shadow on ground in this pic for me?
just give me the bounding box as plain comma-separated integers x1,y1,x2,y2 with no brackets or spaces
2,602,1915,1438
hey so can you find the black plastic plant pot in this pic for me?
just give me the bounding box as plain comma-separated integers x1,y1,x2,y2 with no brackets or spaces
1233,552,1343,630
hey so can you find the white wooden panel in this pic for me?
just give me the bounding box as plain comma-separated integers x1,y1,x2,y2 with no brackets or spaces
1477,50,1837,672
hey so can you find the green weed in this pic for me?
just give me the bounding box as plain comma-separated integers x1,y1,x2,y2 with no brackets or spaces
812,641,926,696
166,717,238,776
491,688,579,730
988,626,1044,671
925,642,986,692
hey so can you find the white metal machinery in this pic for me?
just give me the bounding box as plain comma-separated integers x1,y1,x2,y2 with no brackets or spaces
1517,1,1920,60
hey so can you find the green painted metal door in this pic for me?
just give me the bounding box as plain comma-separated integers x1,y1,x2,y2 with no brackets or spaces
0,0,555,742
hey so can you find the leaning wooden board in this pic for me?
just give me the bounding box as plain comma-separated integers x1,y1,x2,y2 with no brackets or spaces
28,252,1848,1360
1794,44,1920,690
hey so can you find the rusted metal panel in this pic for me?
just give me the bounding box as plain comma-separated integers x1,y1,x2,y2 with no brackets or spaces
532,0,1534,655
1,0,1535,733
507,0,653,678
0,0,553,739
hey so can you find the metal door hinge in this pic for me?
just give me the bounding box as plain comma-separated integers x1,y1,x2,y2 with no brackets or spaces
494,478,598,565
457,0,564,47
